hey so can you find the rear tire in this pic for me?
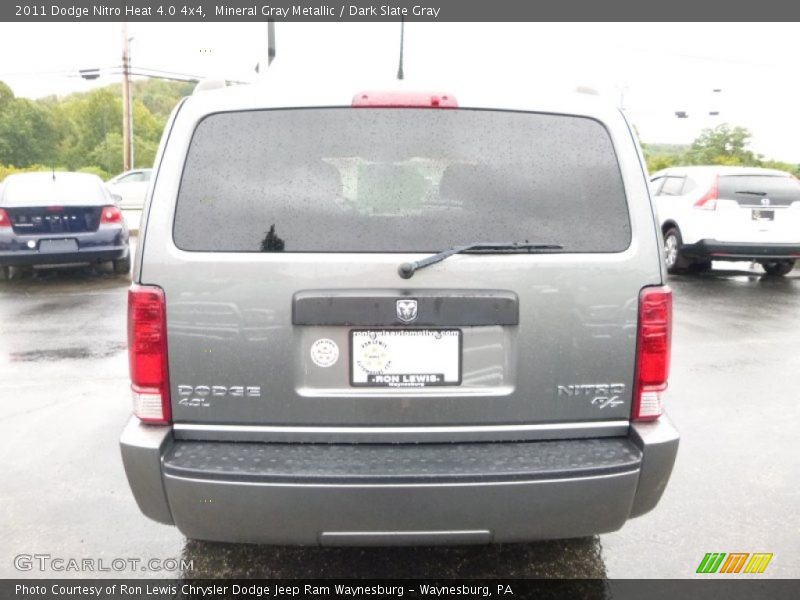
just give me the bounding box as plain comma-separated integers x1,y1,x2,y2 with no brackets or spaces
689,260,712,273
113,254,131,276
663,227,692,274
761,260,795,277
7,265,31,280
0,266,9,281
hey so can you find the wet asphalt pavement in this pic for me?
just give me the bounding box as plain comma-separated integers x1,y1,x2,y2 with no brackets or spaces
1,257,798,579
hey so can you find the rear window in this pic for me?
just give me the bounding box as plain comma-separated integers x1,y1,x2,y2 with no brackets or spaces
174,108,631,252
718,175,800,206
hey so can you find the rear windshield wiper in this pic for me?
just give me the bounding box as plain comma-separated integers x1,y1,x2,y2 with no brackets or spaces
398,242,564,279
735,190,767,196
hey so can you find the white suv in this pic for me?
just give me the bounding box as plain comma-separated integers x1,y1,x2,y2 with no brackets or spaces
651,166,800,276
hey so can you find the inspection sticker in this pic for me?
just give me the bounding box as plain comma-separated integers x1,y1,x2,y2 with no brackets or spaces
310,338,339,368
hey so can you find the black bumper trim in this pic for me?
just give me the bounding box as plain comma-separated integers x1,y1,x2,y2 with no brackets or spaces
163,438,642,485
293,289,519,326
681,240,800,260
0,246,128,266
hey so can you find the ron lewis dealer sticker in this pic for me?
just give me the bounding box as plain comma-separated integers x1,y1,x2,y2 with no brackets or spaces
310,338,339,367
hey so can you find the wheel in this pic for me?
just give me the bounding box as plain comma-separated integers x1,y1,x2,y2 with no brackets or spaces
663,227,692,274
761,260,795,277
0,266,9,281
113,254,131,275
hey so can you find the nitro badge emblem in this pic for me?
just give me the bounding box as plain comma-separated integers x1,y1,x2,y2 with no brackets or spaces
310,339,339,368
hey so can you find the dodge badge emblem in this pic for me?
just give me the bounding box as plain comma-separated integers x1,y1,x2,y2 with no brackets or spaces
396,299,418,323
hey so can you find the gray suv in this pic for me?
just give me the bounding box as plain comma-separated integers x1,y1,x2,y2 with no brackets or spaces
121,84,679,545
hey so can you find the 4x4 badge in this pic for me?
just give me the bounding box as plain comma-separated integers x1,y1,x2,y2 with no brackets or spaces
396,299,418,323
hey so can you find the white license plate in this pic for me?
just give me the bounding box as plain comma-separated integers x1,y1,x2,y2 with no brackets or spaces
350,329,461,387
38,238,78,253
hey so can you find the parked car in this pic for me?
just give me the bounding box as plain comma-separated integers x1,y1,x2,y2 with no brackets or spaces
106,168,152,210
0,171,130,278
651,166,800,276
120,82,678,545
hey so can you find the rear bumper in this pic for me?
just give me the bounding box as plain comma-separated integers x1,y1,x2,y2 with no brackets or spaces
0,226,128,267
0,245,129,266
681,239,800,261
119,416,679,545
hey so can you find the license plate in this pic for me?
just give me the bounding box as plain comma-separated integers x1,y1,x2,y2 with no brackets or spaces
752,209,774,221
38,238,78,253
350,329,461,387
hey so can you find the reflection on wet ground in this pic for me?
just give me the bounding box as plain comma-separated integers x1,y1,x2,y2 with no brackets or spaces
0,267,130,367
10,342,128,362
0,263,129,292
180,537,606,578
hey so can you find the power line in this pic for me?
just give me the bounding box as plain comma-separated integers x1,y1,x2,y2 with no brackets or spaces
3,65,249,85
0,67,116,77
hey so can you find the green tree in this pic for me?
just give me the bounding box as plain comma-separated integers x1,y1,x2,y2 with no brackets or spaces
684,124,760,166
0,82,61,167
135,78,193,118
761,159,800,177
88,131,123,175
1,78,193,180
58,88,122,169
131,134,159,169
0,81,14,107
646,153,679,173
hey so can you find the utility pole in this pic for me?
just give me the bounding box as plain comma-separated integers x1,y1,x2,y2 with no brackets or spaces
128,36,135,168
121,23,132,171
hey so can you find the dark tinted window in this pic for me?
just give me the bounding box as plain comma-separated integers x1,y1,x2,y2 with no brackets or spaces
659,176,685,196
718,175,800,206
174,109,631,252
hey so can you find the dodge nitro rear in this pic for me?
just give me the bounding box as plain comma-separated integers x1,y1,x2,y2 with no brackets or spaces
120,81,679,545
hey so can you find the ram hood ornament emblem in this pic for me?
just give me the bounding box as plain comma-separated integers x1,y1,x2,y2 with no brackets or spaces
396,299,418,323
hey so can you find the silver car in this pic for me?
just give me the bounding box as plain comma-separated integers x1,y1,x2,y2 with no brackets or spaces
120,83,679,545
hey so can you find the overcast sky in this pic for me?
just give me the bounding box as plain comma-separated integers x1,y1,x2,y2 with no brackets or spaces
1,22,799,161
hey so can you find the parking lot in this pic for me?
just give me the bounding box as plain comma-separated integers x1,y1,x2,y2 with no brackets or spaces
1,256,798,579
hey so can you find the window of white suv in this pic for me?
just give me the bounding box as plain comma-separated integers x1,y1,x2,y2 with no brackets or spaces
659,176,685,196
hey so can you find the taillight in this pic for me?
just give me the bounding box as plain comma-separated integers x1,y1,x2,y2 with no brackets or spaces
632,286,672,421
128,285,171,424
693,176,719,210
100,205,123,224
0,208,10,229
